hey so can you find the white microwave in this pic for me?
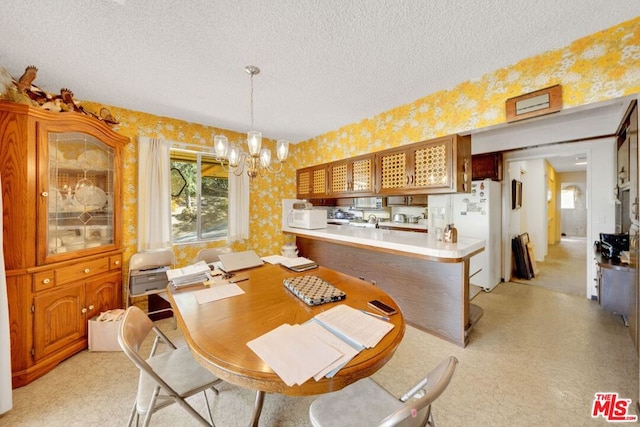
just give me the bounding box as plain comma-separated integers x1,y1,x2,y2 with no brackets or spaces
287,209,327,229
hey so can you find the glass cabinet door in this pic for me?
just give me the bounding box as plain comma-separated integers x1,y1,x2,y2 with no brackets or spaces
46,131,115,256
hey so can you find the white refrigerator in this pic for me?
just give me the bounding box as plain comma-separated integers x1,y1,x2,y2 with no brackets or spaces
428,179,502,290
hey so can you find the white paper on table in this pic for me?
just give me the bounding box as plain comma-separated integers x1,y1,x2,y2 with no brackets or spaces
247,323,343,386
193,283,245,304
300,321,360,380
314,304,394,348
262,255,289,265
279,257,316,268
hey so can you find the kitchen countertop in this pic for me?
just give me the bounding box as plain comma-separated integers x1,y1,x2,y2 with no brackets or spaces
377,220,428,231
283,224,484,260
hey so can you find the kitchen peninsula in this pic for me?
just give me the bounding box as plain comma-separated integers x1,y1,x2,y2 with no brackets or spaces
283,224,485,347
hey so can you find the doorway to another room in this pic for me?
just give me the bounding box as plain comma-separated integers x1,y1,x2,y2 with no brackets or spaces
507,153,589,297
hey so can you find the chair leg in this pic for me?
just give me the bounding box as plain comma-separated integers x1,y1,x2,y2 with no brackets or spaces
203,389,215,426
426,408,435,427
173,396,214,426
126,400,137,427
142,386,161,427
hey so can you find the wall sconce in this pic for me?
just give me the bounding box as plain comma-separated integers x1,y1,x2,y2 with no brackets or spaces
618,167,626,185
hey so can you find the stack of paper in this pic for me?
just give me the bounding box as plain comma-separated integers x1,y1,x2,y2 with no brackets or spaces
247,304,394,386
166,260,212,287
261,255,318,272
280,257,318,272
314,305,394,349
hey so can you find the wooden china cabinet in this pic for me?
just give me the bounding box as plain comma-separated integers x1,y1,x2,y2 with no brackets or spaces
0,101,126,387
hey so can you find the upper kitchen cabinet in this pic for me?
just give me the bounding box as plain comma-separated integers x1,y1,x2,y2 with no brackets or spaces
472,152,503,181
296,164,328,199
377,134,471,195
327,153,376,197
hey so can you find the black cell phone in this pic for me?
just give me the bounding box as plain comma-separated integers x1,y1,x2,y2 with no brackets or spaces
368,299,397,315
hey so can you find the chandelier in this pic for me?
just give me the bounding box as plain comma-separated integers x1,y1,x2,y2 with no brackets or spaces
213,65,289,180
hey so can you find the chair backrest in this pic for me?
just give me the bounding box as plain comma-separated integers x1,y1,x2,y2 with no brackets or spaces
379,356,458,427
196,247,233,264
118,306,156,358
129,249,175,271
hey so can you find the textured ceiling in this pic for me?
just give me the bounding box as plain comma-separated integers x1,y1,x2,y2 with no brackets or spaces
0,1,638,143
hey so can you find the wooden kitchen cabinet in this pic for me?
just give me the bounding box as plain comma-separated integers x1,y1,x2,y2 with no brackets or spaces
0,101,126,387
327,153,376,197
377,134,471,195
387,195,428,206
472,152,503,181
296,164,328,199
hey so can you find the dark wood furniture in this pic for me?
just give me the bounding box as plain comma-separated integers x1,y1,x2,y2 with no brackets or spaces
167,263,405,426
296,133,471,200
387,194,428,206
472,152,503,181
0,101,126,387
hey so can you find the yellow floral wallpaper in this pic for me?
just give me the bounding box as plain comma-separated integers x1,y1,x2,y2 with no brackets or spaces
79,17,637,273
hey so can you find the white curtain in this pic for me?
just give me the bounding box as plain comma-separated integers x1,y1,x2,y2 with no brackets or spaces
137,137,172,251
0,175,12,414
228,170,250,242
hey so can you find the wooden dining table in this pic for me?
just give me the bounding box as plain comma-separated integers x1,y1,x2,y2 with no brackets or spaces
167,263,406,426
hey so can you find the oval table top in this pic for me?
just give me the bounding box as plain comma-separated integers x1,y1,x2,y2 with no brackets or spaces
167,263,405,396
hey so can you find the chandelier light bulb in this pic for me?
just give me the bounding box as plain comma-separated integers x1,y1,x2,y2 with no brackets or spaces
228,145,241,167
276,140,289,162
260,148,271,168
247,131,262,156
214,135,228,157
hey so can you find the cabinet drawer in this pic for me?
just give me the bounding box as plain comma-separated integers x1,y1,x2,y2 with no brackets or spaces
56,258,110,285
110,254,122,270
33,271,56,292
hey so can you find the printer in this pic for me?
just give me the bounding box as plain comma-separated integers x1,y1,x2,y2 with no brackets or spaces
129,266,169,294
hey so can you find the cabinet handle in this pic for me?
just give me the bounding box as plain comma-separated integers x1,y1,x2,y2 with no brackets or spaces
83,268,90,274
81,307,88,314
114,260,120,265
88,305,94,311
42,278,50,284
41,191,48,197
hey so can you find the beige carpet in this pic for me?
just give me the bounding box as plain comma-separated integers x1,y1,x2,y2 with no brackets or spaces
512,236,588,297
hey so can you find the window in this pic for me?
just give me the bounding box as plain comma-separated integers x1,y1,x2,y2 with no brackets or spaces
561,186,576,209
170,149,228,243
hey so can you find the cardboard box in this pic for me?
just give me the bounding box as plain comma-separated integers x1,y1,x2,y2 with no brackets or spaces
88,310,124,352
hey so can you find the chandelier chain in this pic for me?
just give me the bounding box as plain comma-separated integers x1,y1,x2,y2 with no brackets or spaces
250,71,254,129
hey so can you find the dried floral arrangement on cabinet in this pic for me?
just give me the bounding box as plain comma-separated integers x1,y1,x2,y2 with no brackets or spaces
0,65,119,125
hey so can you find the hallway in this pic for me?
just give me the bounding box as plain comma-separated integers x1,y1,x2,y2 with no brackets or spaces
512,236,588,298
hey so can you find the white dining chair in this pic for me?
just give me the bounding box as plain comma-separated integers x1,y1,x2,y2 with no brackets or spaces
309,356,458,427
118,306,223,426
